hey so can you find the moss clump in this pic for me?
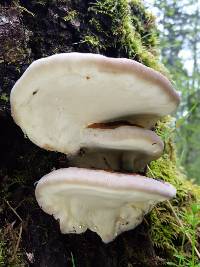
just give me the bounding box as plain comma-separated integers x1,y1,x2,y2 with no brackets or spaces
0,93,9,103
147,117,200,260
129,0,158,52
83,35,101,48
87,0,168,75
63,10,78,22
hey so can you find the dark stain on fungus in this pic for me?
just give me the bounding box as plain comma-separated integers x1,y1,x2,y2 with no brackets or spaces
32,89,38,96
86,76,90,80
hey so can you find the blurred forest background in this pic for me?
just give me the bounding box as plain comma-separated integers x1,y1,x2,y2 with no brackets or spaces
146,0,200,184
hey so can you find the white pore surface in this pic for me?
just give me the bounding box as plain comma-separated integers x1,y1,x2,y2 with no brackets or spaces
35,167,176,243
11,53,179,154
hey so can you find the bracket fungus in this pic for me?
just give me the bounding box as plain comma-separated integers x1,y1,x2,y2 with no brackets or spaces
35,167,176,243
10,52,180,242
10,53,180,155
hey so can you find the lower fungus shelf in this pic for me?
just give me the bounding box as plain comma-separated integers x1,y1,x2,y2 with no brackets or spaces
35,167,176,243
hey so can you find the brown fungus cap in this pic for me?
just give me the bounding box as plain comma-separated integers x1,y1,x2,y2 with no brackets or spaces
10,53,180,155
35,167,176,243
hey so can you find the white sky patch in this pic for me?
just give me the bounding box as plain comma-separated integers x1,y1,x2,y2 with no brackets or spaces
178,50,193,75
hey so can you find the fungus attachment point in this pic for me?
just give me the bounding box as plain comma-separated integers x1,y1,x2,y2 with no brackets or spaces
70,125,164,171
35,167,176,243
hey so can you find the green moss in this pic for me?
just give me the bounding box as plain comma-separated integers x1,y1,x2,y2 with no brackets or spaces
129,0,158,51
83,35,101,48
63,10,78,22
0,93,9,103
87,0,168,75
147,117,200,259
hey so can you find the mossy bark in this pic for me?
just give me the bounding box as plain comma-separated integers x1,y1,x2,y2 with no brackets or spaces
0,1,199,267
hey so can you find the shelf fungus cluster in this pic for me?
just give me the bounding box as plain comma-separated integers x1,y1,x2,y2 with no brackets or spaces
10,53,180,243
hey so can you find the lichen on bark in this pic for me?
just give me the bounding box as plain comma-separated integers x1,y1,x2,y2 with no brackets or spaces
0,0,199,266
